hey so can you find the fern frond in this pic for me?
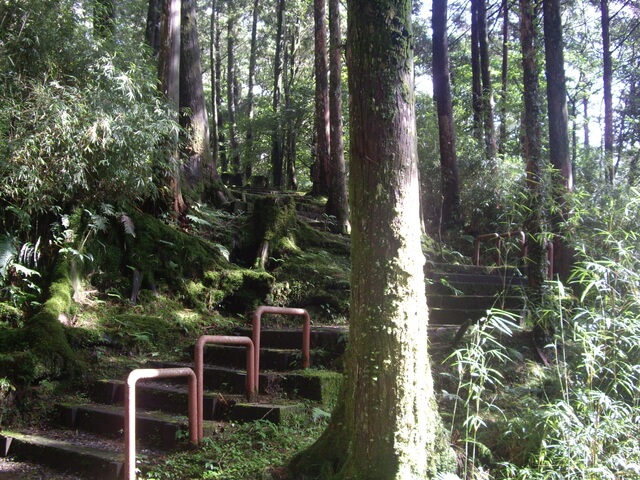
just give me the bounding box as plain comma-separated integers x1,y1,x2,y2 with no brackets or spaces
118,213,136,237
0,235,17,279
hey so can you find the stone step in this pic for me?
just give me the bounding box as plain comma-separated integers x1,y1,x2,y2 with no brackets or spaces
89,380,304,424
230,326,348,353
55,403,189,450
426,271,527,286
148,361,342,406
1,431,124,480
426,294,522,310
196,344,341,371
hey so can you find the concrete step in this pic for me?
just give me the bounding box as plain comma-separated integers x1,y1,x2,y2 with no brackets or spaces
426,271,527,287
426,294,522,310
1,431,124,480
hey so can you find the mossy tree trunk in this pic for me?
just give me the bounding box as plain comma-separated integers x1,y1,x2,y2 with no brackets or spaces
290,0,455,477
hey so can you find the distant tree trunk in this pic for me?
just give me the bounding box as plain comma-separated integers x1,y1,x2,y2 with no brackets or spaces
245,0,260,181
325,0,350,233
290,0,456,476
543,0,573,282
209,0,219,177
471,0,483,145
521,0,548,344
432,0,461,231
94,0,115,38
478,0,497,161
215,23,227,174
284,21,299,190
498,0,509,155
158,0,186,216
601,0,614,184
312,0,331,196
179,0,213,198
226,12,241,179
146,0,161,54
271,0,286,189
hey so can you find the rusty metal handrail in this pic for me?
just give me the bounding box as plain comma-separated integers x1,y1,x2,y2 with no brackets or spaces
474,230,526,267
251,306,310,390
194,335,255,443
125,368,197,480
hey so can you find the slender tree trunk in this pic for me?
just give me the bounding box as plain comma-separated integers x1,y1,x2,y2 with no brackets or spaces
158,0,186,216
478,0,497,161
290,0,455,476
498,0,509,155
471,0,484,145
432,0,461,231
226,12,241,179
215,24,227,174
521,0,548,343
325,0,350,233
601,0,614,184
271,0,286,189
209,0,219,177
312,0,331,196
543,0,573,281
179,0,212,198
245,0,260,181
284,21,299,190
146,0,161,54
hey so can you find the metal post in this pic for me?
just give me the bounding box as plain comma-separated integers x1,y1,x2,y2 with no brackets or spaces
251,306,310,391
125,368,197,480
194,335,255,443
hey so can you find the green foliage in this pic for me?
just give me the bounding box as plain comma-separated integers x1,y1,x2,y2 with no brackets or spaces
144,414,328,480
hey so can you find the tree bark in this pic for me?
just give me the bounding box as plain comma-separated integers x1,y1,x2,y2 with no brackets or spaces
471,0,483,145
226,11,241,179
179,0,213,197
158,0,186,216
290,0,456,477
498,0,509,155
432,0,461,231
146,0,161,55
271,0,286,189
245,0,260,181
543,0,574,281
478,0,497,160
601,0,614,184
325,0,350,234
209,0,220,177
312,0,331,196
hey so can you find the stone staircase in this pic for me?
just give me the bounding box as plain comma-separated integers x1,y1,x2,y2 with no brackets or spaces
0,326,345,479
0,261,527,479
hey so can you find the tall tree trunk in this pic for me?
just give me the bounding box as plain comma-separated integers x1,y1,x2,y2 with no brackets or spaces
284,21,299,190
179,0,212,198
209,0,219,177
226,11,241,179
601,0,614,184
312,0,331,196
290,0,456,476
158,0,186,216
271,0,286,189
478,0,497,160
521,0,548,343
215,23,227,174
498,0,509,155
432,0,461,231
146,0,161,54
543,0,573,281
471,0,484,145
325,0,350,233
245,0,260,181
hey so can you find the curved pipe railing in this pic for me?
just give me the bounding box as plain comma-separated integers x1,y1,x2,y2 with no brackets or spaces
125,368,197,480
194,335,255,442
251,306,310,391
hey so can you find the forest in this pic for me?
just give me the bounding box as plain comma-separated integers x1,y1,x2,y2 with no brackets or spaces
0,0,639,478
